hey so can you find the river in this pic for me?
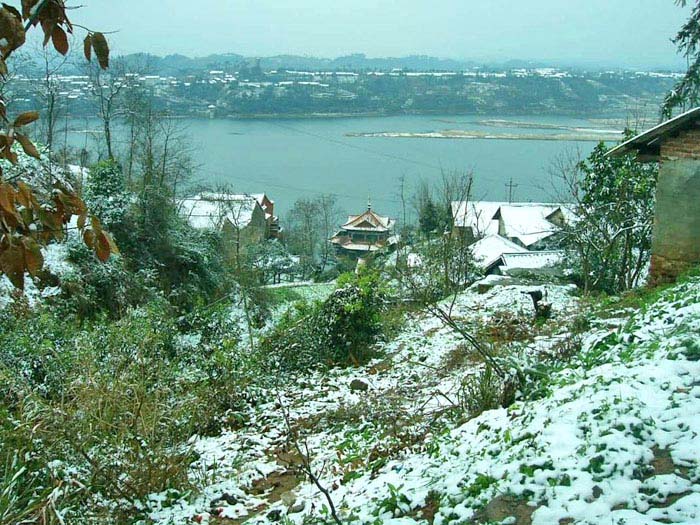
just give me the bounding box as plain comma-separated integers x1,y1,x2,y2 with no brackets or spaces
65,114,607,219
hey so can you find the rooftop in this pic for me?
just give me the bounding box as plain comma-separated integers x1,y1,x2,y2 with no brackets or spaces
341,207,395,232
179,193,261,230
607,106,700,162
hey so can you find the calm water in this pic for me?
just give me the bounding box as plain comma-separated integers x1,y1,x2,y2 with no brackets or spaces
66,115,601,219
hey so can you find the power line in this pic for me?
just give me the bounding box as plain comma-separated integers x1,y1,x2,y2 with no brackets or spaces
505,177,519,203
265,120,445,172
200,166,403,206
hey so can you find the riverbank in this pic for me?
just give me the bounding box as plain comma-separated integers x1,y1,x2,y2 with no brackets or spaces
345,129,624,142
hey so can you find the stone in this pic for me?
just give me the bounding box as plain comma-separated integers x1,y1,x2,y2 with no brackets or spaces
211,492,238,506
267,508,283,521
289,502,305,514
279,490,297,506
349,378,369,391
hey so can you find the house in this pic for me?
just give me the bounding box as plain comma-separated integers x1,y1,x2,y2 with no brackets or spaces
330,203,397,257
469,234,564,276
469,234,528,274
497,251,565,276
607,107,700,284
252,193,280,238
179,193,271,257
452,201,567,248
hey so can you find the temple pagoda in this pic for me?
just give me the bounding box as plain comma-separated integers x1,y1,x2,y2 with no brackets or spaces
330,201,396,257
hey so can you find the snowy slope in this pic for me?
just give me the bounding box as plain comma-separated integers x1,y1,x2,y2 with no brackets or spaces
147,277,700,525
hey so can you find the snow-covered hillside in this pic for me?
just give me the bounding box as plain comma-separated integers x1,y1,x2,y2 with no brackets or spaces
146,274,700,525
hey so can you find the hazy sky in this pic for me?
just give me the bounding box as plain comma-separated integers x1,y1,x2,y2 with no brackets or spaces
75,0,691,68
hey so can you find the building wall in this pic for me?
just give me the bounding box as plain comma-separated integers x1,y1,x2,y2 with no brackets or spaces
221,206,268,261
651,129,700,284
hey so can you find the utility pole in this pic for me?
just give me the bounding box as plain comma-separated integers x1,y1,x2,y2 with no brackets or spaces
505,177,518,203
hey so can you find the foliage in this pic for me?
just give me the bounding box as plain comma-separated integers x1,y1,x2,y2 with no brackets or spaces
559,139,657,294
84,159,131,228
262,269,393,371
0,295,267,522
244,239,299,284
457,365,505,417
84,161,232,313
0,1,113,289
415,182,450,236
54,237,158,320
663,0,700,116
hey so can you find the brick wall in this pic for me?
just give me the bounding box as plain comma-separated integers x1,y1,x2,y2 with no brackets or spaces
661,127,700,160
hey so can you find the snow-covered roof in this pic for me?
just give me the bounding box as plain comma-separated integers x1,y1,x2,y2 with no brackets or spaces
341,208,395,232
607,106,700,161
495,204,562,247
470,234,528,269
499,250,564,272
252,193,274,206
453,200,566,246
451,201,504,235
179,193,260,230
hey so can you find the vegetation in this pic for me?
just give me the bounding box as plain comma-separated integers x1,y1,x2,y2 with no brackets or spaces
262,269,395,371
0,0,115,289
663,0,700,116
553,138,658,294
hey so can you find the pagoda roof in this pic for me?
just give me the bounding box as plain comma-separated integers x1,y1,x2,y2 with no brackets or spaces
341,208,395,232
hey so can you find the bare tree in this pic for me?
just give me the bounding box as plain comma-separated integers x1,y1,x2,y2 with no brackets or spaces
399,170,502,376
315,193,341,271
286,197,321,277
34,44,69,154
85,58,131,160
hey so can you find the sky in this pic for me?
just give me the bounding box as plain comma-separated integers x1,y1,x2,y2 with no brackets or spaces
73,0,692,68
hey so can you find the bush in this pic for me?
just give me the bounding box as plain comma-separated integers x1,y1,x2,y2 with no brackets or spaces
49,236,159,320
261,269,394,371
0,297,262,523
83,161,235,315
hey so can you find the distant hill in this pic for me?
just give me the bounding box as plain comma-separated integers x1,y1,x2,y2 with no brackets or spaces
118,52,479,74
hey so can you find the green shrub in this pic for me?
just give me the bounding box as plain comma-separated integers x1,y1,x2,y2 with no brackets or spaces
458,365,503,417
261,269,394,371
0,298,262,522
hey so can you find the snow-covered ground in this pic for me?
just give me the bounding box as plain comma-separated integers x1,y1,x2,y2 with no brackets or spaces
146,279,586,524
146,276,700,525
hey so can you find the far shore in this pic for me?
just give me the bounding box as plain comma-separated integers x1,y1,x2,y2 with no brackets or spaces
344,129,624,142
220,110,632,121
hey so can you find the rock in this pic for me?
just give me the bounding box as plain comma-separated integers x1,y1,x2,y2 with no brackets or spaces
267,508,283,521
289,502,305,514
211,492,238,506
280,490,297,506
349,378,369,392
474,495,537,525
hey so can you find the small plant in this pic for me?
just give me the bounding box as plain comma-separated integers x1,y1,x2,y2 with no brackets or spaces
377,483,412,517
463,474,497,499
681,337,700,361
458,365,503,417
